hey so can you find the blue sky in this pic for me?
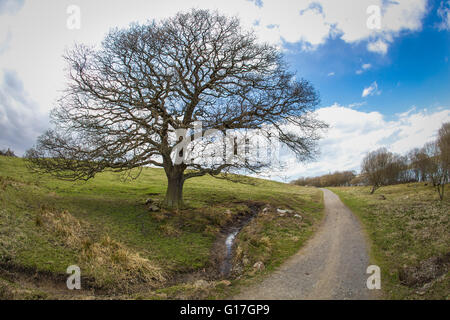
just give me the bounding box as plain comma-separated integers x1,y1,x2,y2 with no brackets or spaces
283,1,450,117
0,0,449,180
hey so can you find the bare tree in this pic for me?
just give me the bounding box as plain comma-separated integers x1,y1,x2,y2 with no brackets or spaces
433,122,450,200
408,147,432,182
26,9,326,208
361,148,404,194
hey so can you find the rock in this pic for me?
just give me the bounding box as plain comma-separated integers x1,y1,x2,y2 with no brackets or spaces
277,208,293,214
218,280,231,287
193,279,210,289
145,198,154,205
262,206,271,214
294,214,303,220
279,213,285,217
148,204,160,212
253,261,265,272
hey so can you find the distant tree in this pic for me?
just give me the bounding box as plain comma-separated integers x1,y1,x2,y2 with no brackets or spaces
291,170,355,187
408,147,432,182
0,148,16,157
26,9,326,208
434,122,450,200
361,148,404,194
423,141,445,199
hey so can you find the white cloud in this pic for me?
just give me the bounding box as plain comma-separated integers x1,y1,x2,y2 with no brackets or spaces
0,0,24,15
437,1,450,30
327,72,335,77
367,39,389,54
356,63,372,74
277,104,450,180
362,81,380,97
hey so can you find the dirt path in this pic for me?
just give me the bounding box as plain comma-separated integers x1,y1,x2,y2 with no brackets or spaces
234,188,377,300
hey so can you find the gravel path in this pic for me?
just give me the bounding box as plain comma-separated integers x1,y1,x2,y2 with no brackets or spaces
234,188,376,300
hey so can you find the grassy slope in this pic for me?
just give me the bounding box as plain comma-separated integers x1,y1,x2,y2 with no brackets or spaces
0,157,323,299
330,184,449,300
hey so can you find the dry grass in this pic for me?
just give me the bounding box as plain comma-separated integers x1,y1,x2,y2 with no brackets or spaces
331,183,449,299
36,207,165,291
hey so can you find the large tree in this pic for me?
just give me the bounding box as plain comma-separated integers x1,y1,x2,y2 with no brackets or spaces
26,9,326,208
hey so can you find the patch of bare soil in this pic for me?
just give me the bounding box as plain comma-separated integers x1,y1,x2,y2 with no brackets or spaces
0,261,105,299
398,252,450,288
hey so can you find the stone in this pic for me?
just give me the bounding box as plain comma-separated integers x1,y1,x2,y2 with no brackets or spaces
253,261,265,272
262,206,271,213
193,279,210,289
148,204,160,212
294,214,303,220
277,208,293,214
218,280,231,287
145,198,154,205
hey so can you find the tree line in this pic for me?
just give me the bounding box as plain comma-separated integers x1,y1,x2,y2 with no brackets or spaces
292,122,450,200
291,171,356,188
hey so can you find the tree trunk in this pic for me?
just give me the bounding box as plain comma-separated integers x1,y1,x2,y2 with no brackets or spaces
163,167,185,208
438,183,445,201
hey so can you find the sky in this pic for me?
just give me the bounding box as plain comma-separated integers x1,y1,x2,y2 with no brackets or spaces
0,0,449,180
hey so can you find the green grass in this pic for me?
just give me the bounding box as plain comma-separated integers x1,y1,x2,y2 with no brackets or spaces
0,157,323,299
330,184,449,300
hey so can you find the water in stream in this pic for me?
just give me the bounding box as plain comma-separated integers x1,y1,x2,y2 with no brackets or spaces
221,228,240,277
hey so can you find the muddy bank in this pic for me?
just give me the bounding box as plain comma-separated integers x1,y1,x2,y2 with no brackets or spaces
214,201,264,278
168,201,264,285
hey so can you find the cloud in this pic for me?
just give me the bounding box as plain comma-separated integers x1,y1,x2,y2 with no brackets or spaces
356,63,372,74
437,1,450,30
362,81,380,97
327,72,335,77
367,39,389,54
0,69,48,155
0,0,24,15
243,0,427,54
15,0,420,54
279,104,450,180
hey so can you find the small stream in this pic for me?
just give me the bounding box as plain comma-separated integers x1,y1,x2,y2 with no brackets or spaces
220,228,240,277
218,203,264,278
220,212,260,277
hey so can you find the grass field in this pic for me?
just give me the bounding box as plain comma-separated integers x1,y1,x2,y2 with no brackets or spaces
0,156,323,299
330,184,449,300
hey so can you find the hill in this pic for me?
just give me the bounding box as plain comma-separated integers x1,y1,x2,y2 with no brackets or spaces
0,157,323,299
